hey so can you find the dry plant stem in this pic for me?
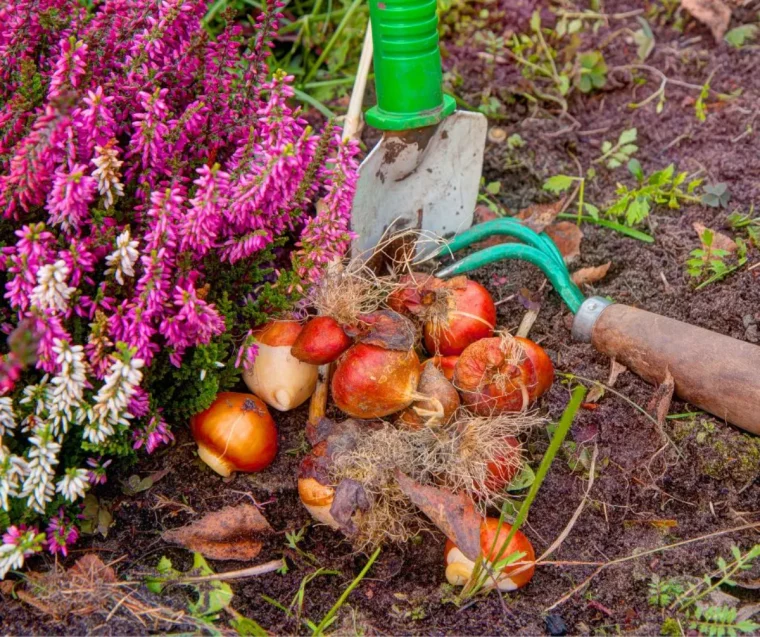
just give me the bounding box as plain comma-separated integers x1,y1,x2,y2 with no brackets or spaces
172,559,285,584
546,521,760,611
516,310,539,338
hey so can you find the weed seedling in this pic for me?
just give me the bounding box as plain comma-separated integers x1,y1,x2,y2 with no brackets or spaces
594,128,638,169
728,207,760,247
607,162,702,226
651,545,760,636
687,231,747,289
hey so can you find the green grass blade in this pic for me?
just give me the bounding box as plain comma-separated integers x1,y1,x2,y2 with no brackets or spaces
557,213,654,242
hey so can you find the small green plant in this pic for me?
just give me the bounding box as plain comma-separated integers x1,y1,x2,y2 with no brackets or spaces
701,183,732,209
607,162,703,226
650,545,760,636
648,574,685,608
725,24,758,48
688,605,759,636
577,50,608,93
543,173,598,224
728,208,760,247
147,553,234,622
695,72,715,123
686,231,747,289
595,128,638,169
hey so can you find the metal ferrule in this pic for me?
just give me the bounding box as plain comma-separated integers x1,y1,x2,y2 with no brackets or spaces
571,296,614,343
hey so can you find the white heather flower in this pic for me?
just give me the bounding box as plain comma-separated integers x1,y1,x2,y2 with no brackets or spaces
91,143,125,209
48,339,89,436
104,229,139,285
0,527,43,579
19,426,60,513
0,398,16,438
56,468,90,503
0,444,29,511
30,260,75,313
85,353,144,444
20,377,50,417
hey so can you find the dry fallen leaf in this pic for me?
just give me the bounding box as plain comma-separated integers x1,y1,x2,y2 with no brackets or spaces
693,222,737,252
571,262,611,287
681,0,732,41
395,471,482,562
162,504,272,561
586,358,628,404
648,369,675,429
517,199,565,233
545,221,583,262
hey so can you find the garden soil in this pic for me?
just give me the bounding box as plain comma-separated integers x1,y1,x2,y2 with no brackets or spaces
2,1,759,634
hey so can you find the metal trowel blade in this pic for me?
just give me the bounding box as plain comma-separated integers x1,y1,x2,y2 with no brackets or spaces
350,110,488,259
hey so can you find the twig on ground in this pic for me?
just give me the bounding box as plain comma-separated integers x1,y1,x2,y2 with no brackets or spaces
545,521,760,611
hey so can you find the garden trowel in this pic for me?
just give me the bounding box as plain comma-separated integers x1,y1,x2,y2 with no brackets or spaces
349,0,487,258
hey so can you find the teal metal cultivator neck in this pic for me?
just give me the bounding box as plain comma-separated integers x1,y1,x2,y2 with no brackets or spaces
431,218,587,315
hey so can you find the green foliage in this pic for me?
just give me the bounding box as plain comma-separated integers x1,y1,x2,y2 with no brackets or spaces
607,163,702,226
701,183,731,209
688,605,759,636
577,51,607,93
147,553,234,620
596,128,638,169
687,232,747,290
633,17,656,60
728,209,760,247
648,575,685,608
725,24,758,48
651,545,760,636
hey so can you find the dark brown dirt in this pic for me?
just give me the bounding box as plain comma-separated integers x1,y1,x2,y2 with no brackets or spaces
3,1,759,634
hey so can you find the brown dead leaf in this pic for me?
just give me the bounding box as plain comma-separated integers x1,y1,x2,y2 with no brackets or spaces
69,554,117,584
693,222,737,252
571,262,611,287
516,199,565,233
395,471,482,561
545,221,583,262
330,479,370,535
162,504,272,561
647,369,675,429
587,359,628,404
681,0,732,41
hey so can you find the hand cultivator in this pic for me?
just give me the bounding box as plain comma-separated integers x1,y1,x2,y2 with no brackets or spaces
422,218,760,434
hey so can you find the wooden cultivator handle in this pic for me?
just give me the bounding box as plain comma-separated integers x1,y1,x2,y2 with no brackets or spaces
573,298,760,434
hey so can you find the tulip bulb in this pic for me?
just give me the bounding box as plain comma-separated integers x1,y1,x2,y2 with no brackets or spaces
243,320,319,411
190,392,278,477
444,518,535,591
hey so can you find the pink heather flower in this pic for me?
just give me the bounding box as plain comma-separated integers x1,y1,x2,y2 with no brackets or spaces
235,331,258,372
128,386,150,418
76,87,117,154
2,223,57,312
86,457,112,486
128,88,170,176
179,164,228,258
48,37,89,100
132,415,174,454
44,509,79,557
46,163,97,233
159,276,225,367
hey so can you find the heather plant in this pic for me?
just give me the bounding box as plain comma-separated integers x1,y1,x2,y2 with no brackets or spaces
0,0,358,576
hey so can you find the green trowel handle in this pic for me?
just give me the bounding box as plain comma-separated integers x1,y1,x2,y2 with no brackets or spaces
366,0,456,131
